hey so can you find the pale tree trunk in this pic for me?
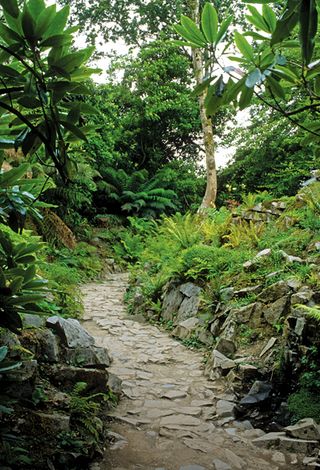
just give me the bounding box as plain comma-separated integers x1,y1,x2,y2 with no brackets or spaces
190,0,217,210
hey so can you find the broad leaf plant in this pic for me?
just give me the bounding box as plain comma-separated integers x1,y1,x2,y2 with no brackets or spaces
173,0,320,140
0,0,100,332
0,0,100,181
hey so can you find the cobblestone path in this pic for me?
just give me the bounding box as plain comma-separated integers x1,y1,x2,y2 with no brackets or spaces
82,273,296,470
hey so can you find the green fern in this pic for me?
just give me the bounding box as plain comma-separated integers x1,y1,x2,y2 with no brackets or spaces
69,382,105,442
121,188,177,217
98,167,177,217
297,305,320,322
161,212,201,248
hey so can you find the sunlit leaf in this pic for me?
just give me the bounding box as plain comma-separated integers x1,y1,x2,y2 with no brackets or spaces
234,31,255,62
201,3,218,44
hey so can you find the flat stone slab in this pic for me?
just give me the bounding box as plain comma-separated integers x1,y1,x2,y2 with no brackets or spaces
161,390,187,399
183,438,212,453
285,418,320,440
216,400,235,418
160,414,201,427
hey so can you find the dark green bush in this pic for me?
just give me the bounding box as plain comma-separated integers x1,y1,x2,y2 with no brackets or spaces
288,389,320,423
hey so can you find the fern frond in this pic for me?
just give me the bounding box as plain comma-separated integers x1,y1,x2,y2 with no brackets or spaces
297,304,320,322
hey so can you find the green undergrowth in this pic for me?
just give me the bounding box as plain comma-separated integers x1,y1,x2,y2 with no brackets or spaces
117,185,320,419
288,345,320,423
2,224,105,321
120,185,320,319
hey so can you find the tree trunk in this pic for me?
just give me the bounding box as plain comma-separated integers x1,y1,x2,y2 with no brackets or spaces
190,0,217,210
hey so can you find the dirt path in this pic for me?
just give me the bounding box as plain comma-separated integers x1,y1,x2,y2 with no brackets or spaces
82,273,296,470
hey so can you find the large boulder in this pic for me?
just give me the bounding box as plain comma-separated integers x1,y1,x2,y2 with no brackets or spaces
180,282,201,298
49,365,109,393
39,329,60,363
239,381,272,406
215,338,236,356
5,360,38,382
46,316,95,348
22,313,46,328
176,296,201,322
161,286,183,321
172,317,200,340
64,346,111,368
205,349,236,380
291,287,314,306
263,296,289,325
257,281,291,303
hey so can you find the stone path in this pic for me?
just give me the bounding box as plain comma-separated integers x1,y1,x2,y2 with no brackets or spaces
82,273,298,470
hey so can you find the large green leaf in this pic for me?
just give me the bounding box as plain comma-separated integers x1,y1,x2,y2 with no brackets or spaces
300,0,318,64
43,5,70,38
0,0,19,18
0,23,23,44
13,255,36,264
0,346,8,362
40,34,72,48
201,3,218,44
23,278,47,289
239,86,254,109
0,163,29,187
21,4,36,41
271,0,301,45
0,64,21,78
3,12,23,35
0,361,22,372
28,0,45,19
18,95,42,109
273,65,300,83
262,4,277,32
246,68,264,87
180,15,207,46
173,24,203,47
10,276,24,294
225,77,246,102
0,139,15,149
51,51,88,73
266,75,286,99
23,264,36,282
70,66,101,80
60,120,88,141
35,4,56,37
234,31,255,62
21,130,42,156
247,5,270,33
216,15,233,45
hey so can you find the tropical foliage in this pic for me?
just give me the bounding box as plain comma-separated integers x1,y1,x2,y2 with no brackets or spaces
174,0,320,138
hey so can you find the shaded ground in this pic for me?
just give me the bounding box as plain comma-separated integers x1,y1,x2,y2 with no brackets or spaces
82,273,298,470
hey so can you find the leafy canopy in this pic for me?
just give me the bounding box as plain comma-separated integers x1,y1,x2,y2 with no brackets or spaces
0,0,100,181
174,0,320,140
